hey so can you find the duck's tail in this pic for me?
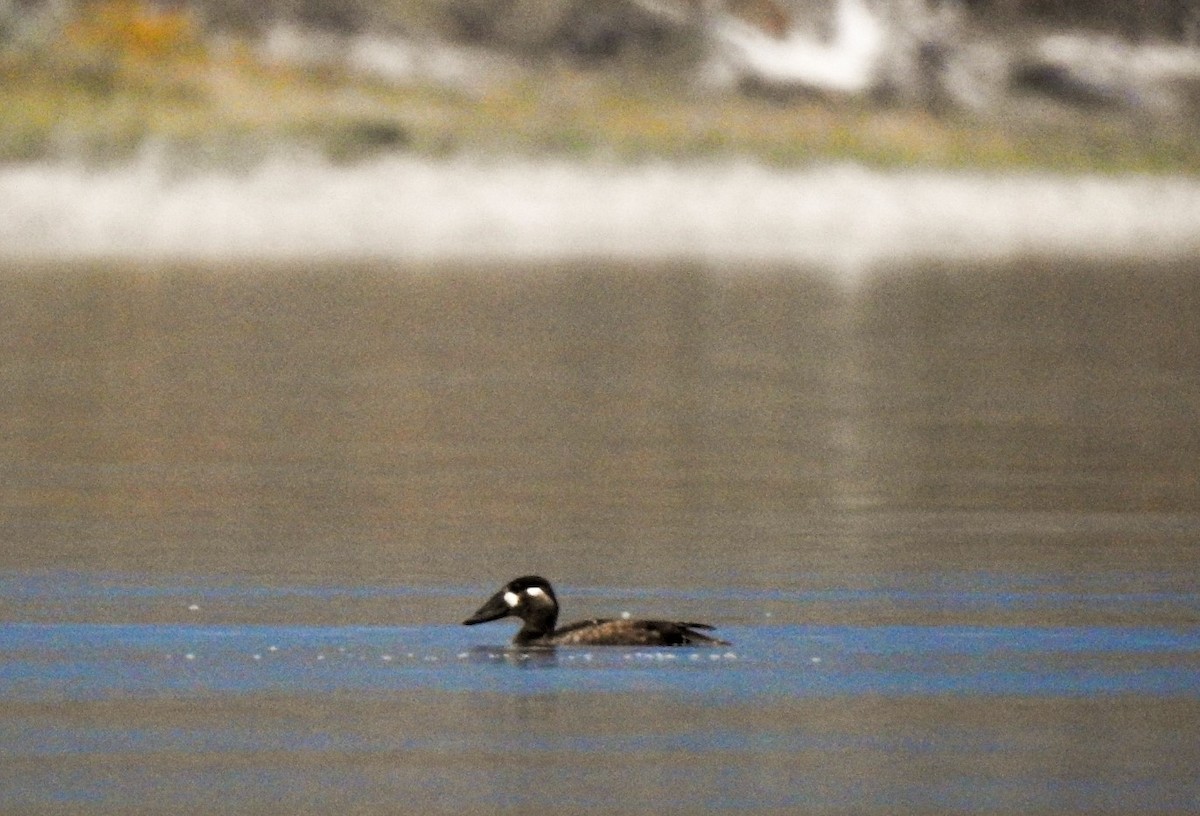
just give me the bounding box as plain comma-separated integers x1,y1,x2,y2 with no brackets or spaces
677,622,732,646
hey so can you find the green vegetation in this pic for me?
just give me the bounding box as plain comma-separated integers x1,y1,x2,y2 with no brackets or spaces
3,0,1200,172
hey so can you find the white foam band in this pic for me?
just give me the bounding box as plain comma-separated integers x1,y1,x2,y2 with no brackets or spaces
5,155,1199,275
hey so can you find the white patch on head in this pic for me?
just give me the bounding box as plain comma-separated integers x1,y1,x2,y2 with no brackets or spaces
525,586,546,599
503,591,520,607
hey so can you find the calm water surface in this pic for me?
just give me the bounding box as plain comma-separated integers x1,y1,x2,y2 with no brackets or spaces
1,258,1199,814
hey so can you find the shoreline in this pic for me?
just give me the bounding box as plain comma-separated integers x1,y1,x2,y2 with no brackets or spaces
3,153,1200,278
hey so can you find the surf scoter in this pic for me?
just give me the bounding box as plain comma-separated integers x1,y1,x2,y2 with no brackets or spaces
462,575,730,647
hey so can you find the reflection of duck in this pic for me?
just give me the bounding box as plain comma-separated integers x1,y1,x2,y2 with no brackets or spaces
463,575,730,647
467,643,560,667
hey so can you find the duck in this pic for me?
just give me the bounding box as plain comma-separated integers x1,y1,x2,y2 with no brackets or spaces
462,575,730,647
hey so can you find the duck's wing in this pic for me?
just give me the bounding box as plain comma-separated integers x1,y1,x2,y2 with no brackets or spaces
548,618,730,646
546,618,617,645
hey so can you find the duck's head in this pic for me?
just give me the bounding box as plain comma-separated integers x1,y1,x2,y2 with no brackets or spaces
463,575,559,634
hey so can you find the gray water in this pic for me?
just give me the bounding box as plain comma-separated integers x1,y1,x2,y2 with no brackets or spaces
2,258,1199,814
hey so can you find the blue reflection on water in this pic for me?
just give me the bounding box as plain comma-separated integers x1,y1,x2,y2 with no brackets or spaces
2,569,1200,704
2,572,1200,815
2,621,1198,702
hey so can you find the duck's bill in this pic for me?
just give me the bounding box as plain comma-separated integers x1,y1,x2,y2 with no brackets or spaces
462,591,511,625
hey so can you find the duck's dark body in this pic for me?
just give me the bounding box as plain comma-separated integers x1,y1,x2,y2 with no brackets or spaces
462,575,729,647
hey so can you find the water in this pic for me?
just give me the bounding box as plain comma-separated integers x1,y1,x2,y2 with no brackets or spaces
2,259,1199,814
3,581,1200,700
3,575,1199,814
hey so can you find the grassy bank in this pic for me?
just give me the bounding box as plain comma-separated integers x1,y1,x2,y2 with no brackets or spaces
3,0,1200,172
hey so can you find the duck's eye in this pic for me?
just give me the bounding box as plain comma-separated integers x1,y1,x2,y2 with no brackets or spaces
503,591,521,607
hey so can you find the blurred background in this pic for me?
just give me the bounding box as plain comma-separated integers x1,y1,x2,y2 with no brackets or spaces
3,0,1200,166
2,0,1199,617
